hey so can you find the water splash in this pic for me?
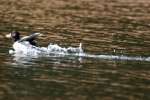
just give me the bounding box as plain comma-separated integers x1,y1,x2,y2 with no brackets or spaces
10,41,83,56
9,41,150,62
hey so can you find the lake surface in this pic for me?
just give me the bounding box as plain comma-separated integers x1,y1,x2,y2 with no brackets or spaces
0,0,150,100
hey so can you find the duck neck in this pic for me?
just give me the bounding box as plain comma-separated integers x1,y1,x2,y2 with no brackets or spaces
13,37,20,42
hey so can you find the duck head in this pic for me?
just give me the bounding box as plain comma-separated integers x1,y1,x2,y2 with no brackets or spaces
6,31,21,42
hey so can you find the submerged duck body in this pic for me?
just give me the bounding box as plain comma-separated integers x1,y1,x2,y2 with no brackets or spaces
12,41,46,55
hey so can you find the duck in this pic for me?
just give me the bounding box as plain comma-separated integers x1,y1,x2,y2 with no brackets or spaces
6,31,43,54
6,31,41,46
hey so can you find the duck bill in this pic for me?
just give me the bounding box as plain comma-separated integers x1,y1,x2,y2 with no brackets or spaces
5,33,11,38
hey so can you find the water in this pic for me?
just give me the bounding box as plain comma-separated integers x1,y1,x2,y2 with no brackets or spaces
0,0,150,100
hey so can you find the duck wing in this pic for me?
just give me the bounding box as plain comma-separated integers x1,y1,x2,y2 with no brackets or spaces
19,33,41,42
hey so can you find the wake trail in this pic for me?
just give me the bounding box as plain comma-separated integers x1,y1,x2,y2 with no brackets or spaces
76,53,150,61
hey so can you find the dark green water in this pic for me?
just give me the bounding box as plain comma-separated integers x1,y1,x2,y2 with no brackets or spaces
0,0,150,100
